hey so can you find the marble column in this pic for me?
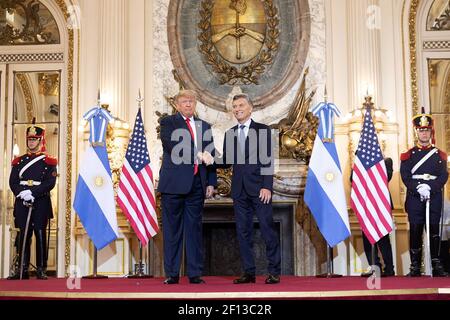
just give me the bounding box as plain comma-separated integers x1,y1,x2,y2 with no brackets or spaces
98,0,129,119
347,0,382,108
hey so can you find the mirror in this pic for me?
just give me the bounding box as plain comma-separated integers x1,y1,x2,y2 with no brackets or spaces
10,71,60,276
13,71,60,123
428,58,450,200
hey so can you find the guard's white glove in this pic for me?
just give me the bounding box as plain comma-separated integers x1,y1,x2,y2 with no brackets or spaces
22,193,35,203
17,190,32,200
416,184,431,201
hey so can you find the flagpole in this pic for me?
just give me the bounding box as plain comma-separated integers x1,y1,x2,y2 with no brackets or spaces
371,244,377,276
316,245,343,278
83,246,108,279
82,92,109,279
128,240,153,278
314,91,344,278
126,89,153,279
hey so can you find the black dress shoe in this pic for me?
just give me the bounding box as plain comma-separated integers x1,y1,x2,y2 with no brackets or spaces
36,268,48,280
381,269,395,277
189,276,205,284
265,274,280,284
233,274,256,284
163,276,179,284
7,273,29,280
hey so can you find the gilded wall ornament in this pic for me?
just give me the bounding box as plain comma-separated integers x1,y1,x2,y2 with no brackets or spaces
430,0,450,30
0,0,60,45
216,168,233,198
274,69,318,162
38,73,60,96
198,0,279,85
15,73,34,122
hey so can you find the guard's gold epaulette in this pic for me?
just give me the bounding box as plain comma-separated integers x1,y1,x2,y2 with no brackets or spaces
44,155,58,166
400,148,413,161
11,156,22,166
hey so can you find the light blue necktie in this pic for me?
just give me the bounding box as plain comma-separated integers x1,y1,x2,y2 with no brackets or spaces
238,124,246,155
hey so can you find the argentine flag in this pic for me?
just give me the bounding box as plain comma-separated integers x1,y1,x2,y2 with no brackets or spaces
73,107,118,250
304,102,350,247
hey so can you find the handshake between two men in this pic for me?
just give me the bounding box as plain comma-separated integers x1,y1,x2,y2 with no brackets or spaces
197,151,215,199
197,151,214,166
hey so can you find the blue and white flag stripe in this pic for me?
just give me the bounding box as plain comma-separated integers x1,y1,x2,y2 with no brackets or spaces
304,102,350,247
311,102,341,141
83,107,113,145
73,146,118,250
83,106,113,122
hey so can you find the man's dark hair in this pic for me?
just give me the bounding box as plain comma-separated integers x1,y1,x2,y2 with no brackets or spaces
232,94,253,107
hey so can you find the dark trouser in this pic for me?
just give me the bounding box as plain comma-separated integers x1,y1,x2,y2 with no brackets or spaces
162,175,205,278
362,233,394,272
17,228,33,275
409,223,447,275
16,225,47,274
233,188,281,276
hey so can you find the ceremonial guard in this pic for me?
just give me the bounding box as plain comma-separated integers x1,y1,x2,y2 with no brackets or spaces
7,121,57,280
400,108,448,277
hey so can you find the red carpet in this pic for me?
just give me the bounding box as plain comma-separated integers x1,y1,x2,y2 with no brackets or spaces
0,276,449,300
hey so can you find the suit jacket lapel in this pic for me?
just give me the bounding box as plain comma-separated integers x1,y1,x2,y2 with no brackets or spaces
232,125,239,155
175,112,187,130
246,120,256,154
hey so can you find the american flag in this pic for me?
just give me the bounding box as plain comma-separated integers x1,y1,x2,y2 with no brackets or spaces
350,109,393,244
117,109,159,245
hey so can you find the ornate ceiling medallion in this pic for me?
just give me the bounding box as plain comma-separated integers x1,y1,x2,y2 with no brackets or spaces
198,0,280,85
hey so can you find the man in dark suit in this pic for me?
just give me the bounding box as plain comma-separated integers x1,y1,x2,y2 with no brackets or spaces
215,94,281,284
158,90,217,284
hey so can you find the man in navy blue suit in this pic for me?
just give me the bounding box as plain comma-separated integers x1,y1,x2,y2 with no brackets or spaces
158,90,217,284
215,94,281,284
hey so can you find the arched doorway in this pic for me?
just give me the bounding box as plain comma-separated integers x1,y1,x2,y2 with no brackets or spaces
0,0,79,278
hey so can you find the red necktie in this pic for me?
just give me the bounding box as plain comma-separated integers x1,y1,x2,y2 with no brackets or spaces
185,118,198,175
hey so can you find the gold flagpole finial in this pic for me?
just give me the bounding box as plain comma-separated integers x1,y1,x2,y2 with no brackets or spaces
136,89,144,108
97,89,101,107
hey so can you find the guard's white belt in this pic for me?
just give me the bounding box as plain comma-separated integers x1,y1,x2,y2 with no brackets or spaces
20,180,41,186
412,174,437,181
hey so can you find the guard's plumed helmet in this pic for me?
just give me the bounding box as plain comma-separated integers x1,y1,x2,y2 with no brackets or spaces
412,107,433,129
26,118,46,152
413,107,435,145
